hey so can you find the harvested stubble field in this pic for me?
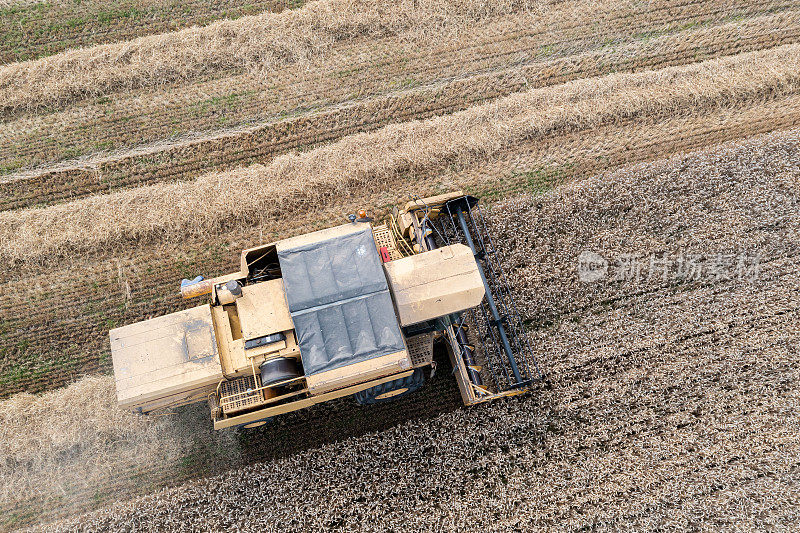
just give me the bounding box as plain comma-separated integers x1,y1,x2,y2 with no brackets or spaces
1,0,799,529
10,129,800,531
5,43,800,398
0,0,299,65
1,0,798,206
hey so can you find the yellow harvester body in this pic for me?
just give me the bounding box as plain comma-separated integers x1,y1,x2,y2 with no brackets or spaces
109,192,537,430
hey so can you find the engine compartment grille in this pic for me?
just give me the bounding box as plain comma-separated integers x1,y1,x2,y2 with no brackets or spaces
219,375,264,415
406,333,434,366
372,224,403,260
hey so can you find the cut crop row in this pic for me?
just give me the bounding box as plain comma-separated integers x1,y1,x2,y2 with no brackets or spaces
0,0,547,118
2,0,789,177
2,91,799,398
4,0,733,117
2,8,797,210
0,0,299,65
2,45,798,265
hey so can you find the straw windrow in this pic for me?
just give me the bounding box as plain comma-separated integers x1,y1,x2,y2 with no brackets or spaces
1,44,799,263
0,0,296,65
3,5,797,210
0,0,540,116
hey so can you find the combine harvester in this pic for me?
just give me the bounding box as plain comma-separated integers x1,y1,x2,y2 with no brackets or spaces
109,192,542,429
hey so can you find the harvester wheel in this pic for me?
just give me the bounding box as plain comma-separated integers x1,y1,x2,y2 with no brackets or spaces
354,369,425,406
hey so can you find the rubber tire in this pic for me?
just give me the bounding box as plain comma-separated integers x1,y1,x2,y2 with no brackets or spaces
260,357,301,387
354,369,425,406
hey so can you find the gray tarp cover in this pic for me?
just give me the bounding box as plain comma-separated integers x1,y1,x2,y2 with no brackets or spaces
278,226,405,376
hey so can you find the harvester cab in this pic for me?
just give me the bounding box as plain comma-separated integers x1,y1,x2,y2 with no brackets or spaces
109,191,541,430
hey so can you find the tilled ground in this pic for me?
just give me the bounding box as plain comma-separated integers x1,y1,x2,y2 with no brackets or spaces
45,130,800,531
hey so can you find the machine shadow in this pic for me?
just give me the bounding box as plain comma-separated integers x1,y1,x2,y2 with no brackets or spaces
168,343,463,479
235,343,463,462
